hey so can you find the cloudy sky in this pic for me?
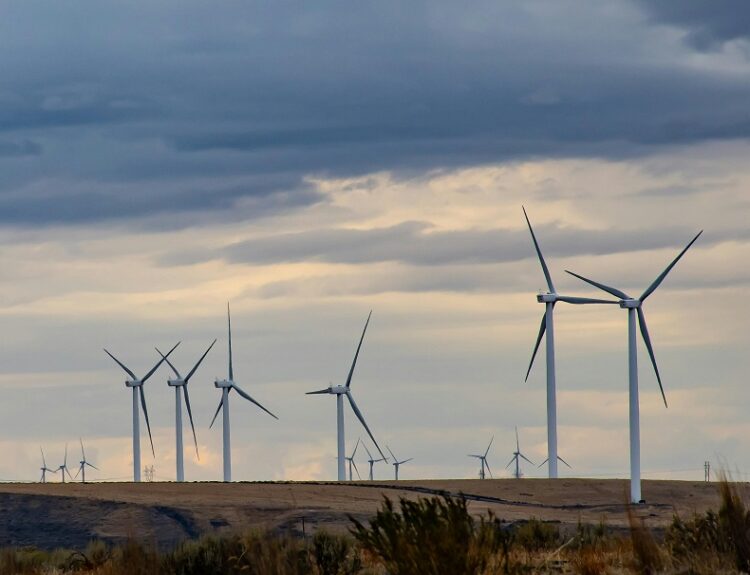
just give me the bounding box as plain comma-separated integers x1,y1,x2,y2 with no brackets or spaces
1,0,749,483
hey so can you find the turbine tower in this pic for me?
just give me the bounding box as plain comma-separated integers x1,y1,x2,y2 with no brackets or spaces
39,447,57,483
387,446,413,480
468,436,494,479
523,207,616,479
157,340,216,482
56,444,74,483
363,443,387,480
104,342,180,482
566,230,702,503
345,439,362,481
210,303,278,482
306,310,385,481
75,439,99,483
506,427,534,479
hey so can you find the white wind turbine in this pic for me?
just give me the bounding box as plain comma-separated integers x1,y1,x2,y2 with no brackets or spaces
566,230,702,503
345,439,362,481
210,304,278,482
104,342,180,482
39,447,57,483
306,311,386,481
363,443,387,480
523,207,617,479
468,436,494,480
56,444,74,483
386,446,413,480
505,427,534,479
75,439,98,483
157,340,216,482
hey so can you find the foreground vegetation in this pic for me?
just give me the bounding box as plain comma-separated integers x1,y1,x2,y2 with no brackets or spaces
2,477,750,574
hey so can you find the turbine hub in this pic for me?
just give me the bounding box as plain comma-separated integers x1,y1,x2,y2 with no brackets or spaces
214,379,232,389
620,299,641,309
537,293,556,303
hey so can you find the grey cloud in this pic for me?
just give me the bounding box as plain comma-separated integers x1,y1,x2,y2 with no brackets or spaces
0,140,41,157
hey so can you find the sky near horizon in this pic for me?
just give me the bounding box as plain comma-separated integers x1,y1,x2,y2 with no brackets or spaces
1,1,749,483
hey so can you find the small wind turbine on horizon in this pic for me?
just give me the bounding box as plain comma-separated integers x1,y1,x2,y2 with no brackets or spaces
157,340,216,482
56,444,74,483
363,443,387,480
210,303,278,482
386,446,413,480
75,439,98,483
523,207,617,479
104,342,180,482
506,427,534,479
39,447,57,483
468,437,494,480
566,230,702,503
346,439,362,481
306,311,386,481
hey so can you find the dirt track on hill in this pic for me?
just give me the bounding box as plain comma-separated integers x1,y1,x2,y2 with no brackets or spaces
0,479,729,550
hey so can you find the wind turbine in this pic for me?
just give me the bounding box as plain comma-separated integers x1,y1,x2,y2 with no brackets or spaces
104,341,180,482
468,436,494,480
156,340,216,482
56,444,74,483
39,447,57,483
345,438,362,481
306,310,385,481
363,443,387,481
386,446,413,480
506,427,534,479
523,207,617,479
75,439,99,483
210,303,278,482
566,230,702,503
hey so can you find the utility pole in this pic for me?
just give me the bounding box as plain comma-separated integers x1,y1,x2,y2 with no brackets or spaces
704,461,710,482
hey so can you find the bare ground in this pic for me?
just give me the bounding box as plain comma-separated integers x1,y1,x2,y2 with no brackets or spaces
0,479,727,550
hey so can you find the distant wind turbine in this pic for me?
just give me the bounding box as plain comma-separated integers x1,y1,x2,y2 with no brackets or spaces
386,446,413,480
523,207,617,479
306,311,385,481
210,303,278,482
346,439,362,481
75,439,99,483
157,340,216,482
39,447,57,483
468,437,494,479
506,427,534,479
104,341,180,482
56,444,74,483
363,443,387,481
566,230,702,503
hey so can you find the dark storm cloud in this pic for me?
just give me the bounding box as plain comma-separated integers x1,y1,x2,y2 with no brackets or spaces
634,1,750,49
2,0,749,225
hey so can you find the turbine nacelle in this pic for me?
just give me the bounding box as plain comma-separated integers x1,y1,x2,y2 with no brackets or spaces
168,379,187,387
536,293,556,303
125,380,141,388
214,378,233,389
620,298,641,309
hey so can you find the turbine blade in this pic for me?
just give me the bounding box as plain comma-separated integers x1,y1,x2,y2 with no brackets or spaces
468,454,482,459
640,230,703,302
80,438,86,460
522,206,555,293
520,453,535,465
637,307,668,408
74,465,82,479
558,455,572,468
484,435,494,458
40,446,46,468
103,349,137,380
139,386,156,457
352,460,361,479
386,445,397,462
209,398,223,429
565,270,629,300
142,341,181,382
351,437,361,458
232,384,279,419
185,339,217,382
525,312,547,382
505,456,516,469
155,347,181,379
516,426,519,452
556,295,618,305
346,392,385,459
485,460,493,479
363,443,373,460
64,443,68,467
345,310,372,388
227,302,234,381
87,462,100,470
401,458,413,464
183,385,200,459
306,388,331,395
538,457,549,468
